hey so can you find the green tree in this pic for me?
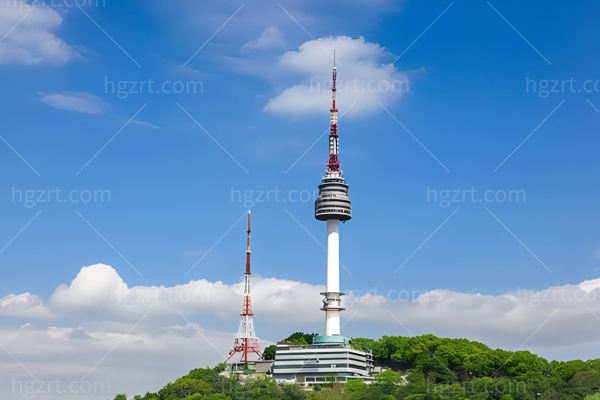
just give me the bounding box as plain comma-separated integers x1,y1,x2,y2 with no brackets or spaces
551,360,589,382
283,332,318,345
349,338,377,353
375,369,400,383
132,333,600,400
263,345,276,360
343,379,368,400
181,395,202,400
205,394,231,400
281,384,304,400
570,370,600,398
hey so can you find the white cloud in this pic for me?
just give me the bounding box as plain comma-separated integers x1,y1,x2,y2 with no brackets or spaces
344,279,600,360
0,323,247,400
263,36,410,118
18,264,600,354
40,92,105,114
578,278,600,293
49,264,320,323
3,264,600,398
0,293,53,319
0,0,81,66
19,264,600,357
241,27,285,53
130,119,160,130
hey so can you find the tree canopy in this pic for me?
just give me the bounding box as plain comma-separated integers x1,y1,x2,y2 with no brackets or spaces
116,333,600,400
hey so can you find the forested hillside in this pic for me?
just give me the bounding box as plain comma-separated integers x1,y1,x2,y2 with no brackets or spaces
114,333,600,400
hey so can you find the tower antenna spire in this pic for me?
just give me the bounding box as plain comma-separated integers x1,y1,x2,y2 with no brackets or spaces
246,210,251,275
226,210,263,363
327,50,340,173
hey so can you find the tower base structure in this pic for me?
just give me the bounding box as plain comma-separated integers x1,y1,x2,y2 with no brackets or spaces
221,359,274,378
272,339,373,386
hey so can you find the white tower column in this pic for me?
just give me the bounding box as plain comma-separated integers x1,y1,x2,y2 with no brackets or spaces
327,219,340,293
325,219,341,336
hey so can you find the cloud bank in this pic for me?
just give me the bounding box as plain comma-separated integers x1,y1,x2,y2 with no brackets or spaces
2,264,600,399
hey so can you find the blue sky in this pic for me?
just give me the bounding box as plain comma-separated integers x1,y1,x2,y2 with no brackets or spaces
1,0,598,299
1,0,600,397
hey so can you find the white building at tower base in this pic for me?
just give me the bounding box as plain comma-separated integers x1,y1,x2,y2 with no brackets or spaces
272,336,374,386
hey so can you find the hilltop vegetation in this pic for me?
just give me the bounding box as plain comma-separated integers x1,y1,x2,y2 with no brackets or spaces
116,333,600,400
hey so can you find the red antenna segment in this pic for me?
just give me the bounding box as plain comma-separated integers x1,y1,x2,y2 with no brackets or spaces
327,50,341,173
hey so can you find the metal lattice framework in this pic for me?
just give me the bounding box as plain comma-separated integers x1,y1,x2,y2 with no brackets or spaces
225,211,263,363
327,51,340,173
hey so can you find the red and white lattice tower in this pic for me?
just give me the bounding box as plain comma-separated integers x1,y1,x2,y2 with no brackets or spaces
225,211,263,363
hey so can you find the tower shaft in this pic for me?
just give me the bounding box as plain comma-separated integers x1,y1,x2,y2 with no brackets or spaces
325,220,341,336
327,220,340,293
315,56,351,340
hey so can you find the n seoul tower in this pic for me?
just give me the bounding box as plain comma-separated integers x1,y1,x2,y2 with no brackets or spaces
314,53,352,339
272,56,374,383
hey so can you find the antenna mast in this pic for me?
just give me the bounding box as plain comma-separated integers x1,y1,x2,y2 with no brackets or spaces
225,211,263,363
327,50,340,173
